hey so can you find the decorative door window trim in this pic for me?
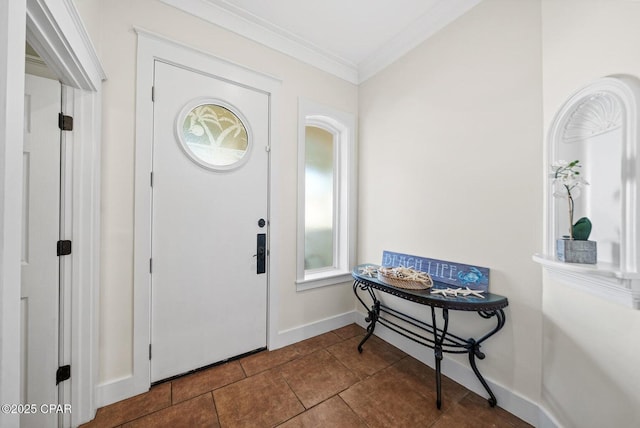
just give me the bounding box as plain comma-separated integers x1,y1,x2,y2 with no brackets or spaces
176,98,252,171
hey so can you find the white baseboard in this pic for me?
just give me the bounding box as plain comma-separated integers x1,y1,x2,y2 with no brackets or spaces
95,374,148,409
95,311,559,428
538,405,562,428
270,310,357,350
95,311,357,411
354,313,557,428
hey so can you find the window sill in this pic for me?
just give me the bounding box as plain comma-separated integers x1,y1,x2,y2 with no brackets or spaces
533,253,640,309
296,271,353,291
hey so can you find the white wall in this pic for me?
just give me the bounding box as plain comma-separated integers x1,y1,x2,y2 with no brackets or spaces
75,0,358,386
541,1,640,427
74,0,640,423
358,0,543,408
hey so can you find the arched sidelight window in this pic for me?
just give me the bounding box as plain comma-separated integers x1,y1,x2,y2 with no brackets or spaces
296,99,357,290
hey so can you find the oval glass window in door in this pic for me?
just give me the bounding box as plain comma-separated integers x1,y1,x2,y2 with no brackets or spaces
177,101,251,170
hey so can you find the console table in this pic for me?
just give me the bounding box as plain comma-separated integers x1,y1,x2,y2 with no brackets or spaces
352,265,508,409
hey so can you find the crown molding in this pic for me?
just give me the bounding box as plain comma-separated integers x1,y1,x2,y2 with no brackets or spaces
358,0,482,82
159,0,481,84
159,0,359,83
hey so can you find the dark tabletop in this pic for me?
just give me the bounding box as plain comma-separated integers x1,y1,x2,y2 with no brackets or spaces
353,264,509,311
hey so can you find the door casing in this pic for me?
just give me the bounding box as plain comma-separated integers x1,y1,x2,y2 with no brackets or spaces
0,1,105,427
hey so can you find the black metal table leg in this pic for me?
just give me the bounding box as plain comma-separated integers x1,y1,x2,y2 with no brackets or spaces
352,271,509,410
434,347,443,409
358,300,379,353
466,309,506,407
468,338,497,407
431,307,449,409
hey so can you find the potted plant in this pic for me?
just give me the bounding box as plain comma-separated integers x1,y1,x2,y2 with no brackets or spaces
551,160,597,264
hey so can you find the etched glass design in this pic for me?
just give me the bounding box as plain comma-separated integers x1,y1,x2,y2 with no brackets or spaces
181,104,249,168
304,126,334,270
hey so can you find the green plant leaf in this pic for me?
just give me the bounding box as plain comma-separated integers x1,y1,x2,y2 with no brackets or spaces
572,217,592,240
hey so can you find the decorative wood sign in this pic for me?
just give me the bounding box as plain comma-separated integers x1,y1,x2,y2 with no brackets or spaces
381,250,490,292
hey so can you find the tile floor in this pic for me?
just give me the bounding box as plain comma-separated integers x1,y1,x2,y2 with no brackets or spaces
81,324,531,428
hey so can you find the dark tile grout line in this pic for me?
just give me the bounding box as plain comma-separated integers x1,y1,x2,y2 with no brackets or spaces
91,326,518,428
150,334,342,427
272,335,410,427
274,367,306,424
210,391,221,428
231,331,364,426
275,394,366,428
117,389,218,428
271,348,471,428
272,342,367,427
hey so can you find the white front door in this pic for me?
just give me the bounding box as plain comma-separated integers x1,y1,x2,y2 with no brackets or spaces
151,61,269,382
21,74,61,428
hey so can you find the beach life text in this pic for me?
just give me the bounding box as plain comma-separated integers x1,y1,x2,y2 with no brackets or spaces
381,250,490,291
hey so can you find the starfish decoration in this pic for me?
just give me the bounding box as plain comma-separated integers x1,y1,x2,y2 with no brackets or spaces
430,287,485,299
358,265,378,277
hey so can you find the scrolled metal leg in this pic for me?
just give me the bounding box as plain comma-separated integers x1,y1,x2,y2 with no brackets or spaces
465,308,506,407
358,300,379,353
467,338,497,407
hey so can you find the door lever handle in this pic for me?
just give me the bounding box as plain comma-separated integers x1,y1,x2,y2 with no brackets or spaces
255,233,266,274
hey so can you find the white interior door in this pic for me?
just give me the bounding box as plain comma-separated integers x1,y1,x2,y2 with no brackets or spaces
151,61,269,382
21,74,61,428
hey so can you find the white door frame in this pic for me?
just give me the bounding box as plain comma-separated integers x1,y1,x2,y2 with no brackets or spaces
131,28,281,400
0,0,105,427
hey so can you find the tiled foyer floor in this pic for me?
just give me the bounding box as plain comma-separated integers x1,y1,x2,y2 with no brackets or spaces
81,324,531,428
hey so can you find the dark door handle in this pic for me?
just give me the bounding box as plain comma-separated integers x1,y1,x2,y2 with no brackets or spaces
256,233,266,274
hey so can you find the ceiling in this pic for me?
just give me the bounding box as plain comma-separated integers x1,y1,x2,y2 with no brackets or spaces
160,0,482,84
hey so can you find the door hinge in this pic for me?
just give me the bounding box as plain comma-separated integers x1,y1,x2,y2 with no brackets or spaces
57,240,72,256
149,258,152,273
150,171,154,187
58,113,73,131
149,344,152,360
151,86,155,102
56,365,71,385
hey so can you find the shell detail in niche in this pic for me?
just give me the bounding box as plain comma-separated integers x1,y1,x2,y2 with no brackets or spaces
538,75,640,308
562,92,622,143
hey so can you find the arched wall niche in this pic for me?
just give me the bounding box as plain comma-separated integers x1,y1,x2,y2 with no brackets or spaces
534,75,640,309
